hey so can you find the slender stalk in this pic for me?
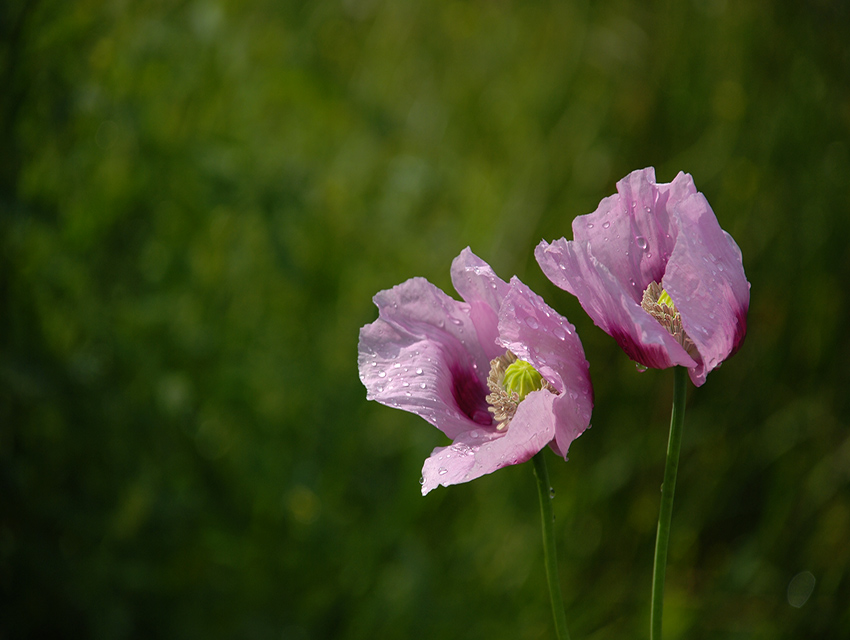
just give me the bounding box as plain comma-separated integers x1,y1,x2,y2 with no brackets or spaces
532,450,571,640
650,366,688,640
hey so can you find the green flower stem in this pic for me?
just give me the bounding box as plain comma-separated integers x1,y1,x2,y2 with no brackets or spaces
650,366,688,640
532,450,571,640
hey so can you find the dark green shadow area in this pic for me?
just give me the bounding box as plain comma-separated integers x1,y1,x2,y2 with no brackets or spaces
2,0,848,638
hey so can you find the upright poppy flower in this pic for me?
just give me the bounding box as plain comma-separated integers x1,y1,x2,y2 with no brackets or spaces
536,167,749,386
358,248,593,495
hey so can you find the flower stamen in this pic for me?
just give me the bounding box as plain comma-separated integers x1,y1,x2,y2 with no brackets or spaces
641,282,698,358
485,351,557,430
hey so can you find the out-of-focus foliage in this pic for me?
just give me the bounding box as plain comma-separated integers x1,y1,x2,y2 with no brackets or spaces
2,0,848,638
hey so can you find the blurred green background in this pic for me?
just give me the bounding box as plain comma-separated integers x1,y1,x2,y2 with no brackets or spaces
2,0,848,638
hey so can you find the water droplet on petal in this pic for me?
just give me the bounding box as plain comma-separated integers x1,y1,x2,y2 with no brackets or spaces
371,361,377,367
451,317,462,325
393,363,401,369
525,316,539,329
420,383,426,389
438,467,448,475
636,236,648,251
586,222,594,229
416,368,423,375
419,476,425,485
553,326,566,340
635,363,648,373
602,221,611,229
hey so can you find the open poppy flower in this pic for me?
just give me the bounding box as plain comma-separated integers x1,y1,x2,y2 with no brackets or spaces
358,248,593,495
535,167,750,386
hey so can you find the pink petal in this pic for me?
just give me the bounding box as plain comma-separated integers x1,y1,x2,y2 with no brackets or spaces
451,247,512,316
663,192,750,386
420,392,557,495
496,279,594,458
535,239,695,370
358,277,494,439
569,168,697,300
450,247,511,363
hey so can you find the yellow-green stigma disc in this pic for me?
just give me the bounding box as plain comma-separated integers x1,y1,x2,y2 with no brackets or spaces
658,288,676,311
502,360,544,400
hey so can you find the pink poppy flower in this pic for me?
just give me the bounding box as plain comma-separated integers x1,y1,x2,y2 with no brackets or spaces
358,248,593,495
535,167,750,387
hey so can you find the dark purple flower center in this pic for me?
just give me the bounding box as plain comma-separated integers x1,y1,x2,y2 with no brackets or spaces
449,363,493,426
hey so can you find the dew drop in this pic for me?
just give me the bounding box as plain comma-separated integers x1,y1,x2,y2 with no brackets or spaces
636,236,648,251
451,317,462,325
586,222,594,229
420,383,426,389
438,467,448,475
393,363,401,369
635,363,648,373
371,361,377,367
416,368,423,375
419,476,425,485
525,316,539,329
378,371,386,378
553,326,566,340
602,221,611,229
549,487,555,499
